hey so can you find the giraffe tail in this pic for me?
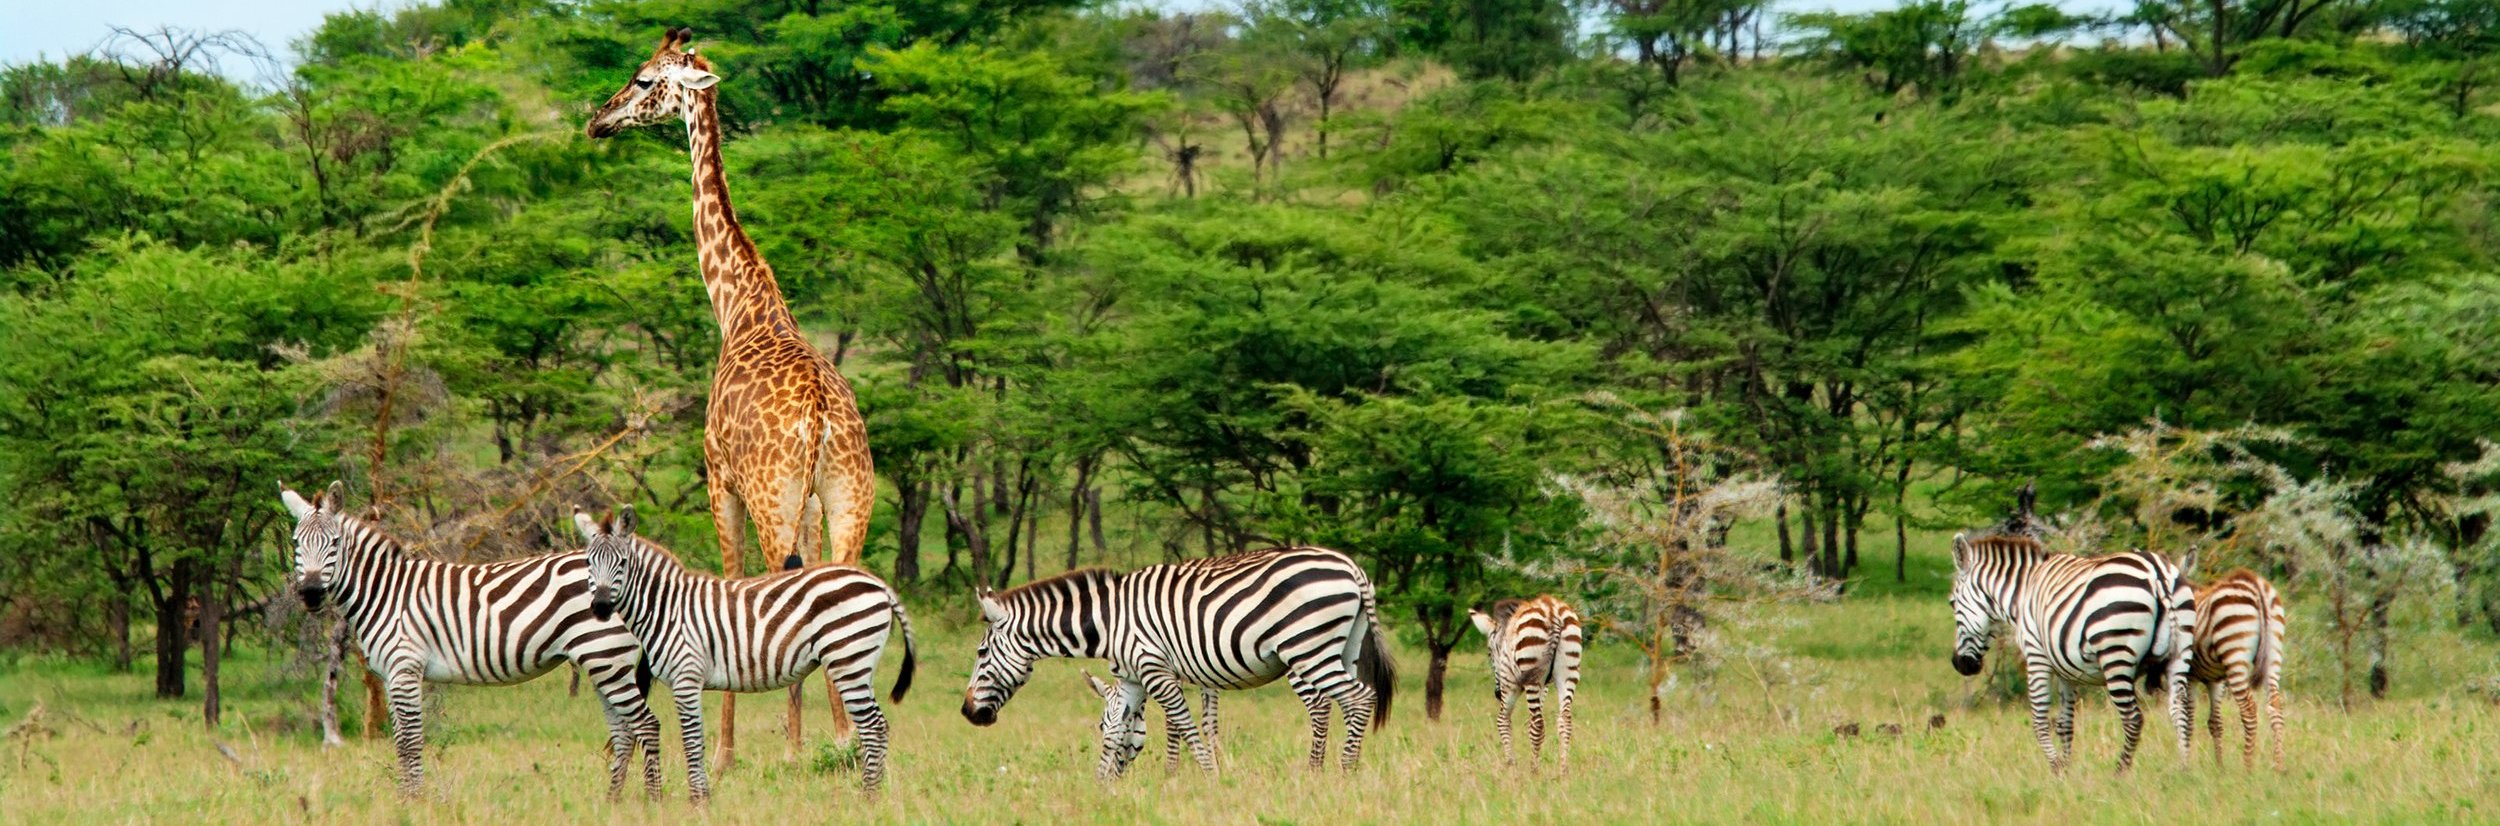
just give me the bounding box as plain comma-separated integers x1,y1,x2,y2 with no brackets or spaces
888,593,917,704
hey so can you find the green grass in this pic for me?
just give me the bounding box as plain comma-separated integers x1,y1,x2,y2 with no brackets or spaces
6,541,2499,823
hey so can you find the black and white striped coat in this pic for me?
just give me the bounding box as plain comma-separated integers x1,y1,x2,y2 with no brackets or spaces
575,506,915,799
2184,569,2289,770
961,546,1396,779
1948,533,2196,773
280,482,662,798
1469,595,1584,767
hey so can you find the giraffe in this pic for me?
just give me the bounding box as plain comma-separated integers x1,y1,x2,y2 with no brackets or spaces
586,26,877,770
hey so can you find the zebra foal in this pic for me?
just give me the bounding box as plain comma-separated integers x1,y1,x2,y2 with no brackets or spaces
279,481,663,798
575,506,916,800
2182,569,2289,771
1947,533,2196,774
960,546,1396,779
1468,595,1584,767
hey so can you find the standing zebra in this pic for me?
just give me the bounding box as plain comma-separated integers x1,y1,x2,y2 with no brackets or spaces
278,482,663,798
574,506,916,800
2182,569,2289,771
1948,533,2196,773
1468,595,1584,767
960,546,1395,779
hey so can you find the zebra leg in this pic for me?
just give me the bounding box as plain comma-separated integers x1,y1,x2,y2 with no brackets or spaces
585,654,663,800
2165,649,2194,763
1138,672,1215,772
1201,688,1221,760
671,676,714,804
1288,674,1333,770
1325,671,1379,772
1160,690,1185,771
1493,678,1516,765
1524,682,1547,760
830,665,892,791
2228,669,2260,770
2051,681,2076,761
2203,684,2224,767
2102,666,2146,775
2023,660,2063,773
2264,671,2287,773
384,660,427,796
1555,672,1578,771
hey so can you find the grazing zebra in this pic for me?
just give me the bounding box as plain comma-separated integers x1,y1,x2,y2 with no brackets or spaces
1082,671,1224,771
1468,595,1584,767
1948,533,2196,774
2182,569,2289,771
574,506,916,799
278,482,663,798
960,546,1395,779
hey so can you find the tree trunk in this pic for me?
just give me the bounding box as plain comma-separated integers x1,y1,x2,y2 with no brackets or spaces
1425,644,1453,722
1798,505,1820,579
199,563,224,728
153,556,196,699
896,478,928,583
2366,590,2394,699
1820,497,1843,583
1842,499,1863,577
1087,487,1108,553
945,484,992,587
320,613,350,746
111,595,133,672
1067,459,1091,571
1776,501,1793,564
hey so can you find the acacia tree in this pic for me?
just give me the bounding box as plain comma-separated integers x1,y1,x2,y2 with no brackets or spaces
1544,401,1815,723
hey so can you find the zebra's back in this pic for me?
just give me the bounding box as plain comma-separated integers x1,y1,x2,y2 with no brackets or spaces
2191,569,2285,686
2014,548,2190,684
383,552,629,685
1114,546,1374,691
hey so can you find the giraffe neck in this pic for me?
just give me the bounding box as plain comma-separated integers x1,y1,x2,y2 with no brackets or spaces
683,90,796,342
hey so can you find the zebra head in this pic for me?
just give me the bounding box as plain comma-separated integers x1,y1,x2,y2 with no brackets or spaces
1083,671,1147,776
1947,533,1997,676
574,505,638,622
962,589,1037,726
279,480,350,612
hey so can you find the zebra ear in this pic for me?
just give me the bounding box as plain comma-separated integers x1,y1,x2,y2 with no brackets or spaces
573,507,601,542
978,592,1006,624
2178,548,2199,578
1082,671,1113,699
361,504,383,523
1468,609,1496,637
320,480,346,512
614,504,637,537
1951,533,1972,568
280,485,314,521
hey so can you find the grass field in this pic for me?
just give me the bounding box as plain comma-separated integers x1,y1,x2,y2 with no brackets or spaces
5,540,2499,824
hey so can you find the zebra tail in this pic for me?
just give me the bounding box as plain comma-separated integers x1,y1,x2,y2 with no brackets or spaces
888,596,917,704
1358,586,1395,727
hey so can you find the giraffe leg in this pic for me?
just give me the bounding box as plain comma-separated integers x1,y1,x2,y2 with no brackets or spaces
818,461,872,743
384,659,426,797
707,482,748,773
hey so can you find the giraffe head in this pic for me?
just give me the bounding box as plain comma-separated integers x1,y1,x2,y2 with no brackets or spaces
584,27,719,139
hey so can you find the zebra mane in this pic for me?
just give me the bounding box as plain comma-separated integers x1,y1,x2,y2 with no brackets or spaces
1956,532,2047,560
1480,598,1524,627
996,567,1120,602
336,513,412,557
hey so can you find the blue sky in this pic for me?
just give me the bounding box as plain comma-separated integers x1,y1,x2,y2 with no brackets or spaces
4,0,2126,72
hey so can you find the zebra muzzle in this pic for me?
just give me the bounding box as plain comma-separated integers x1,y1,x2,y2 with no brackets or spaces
297,578,327,612
1952,652,1982,677
962,697,997,726
590,588,618,621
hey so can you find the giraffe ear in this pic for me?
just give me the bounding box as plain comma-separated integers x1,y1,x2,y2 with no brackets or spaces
667,64,719,90
1469,609,1496,637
